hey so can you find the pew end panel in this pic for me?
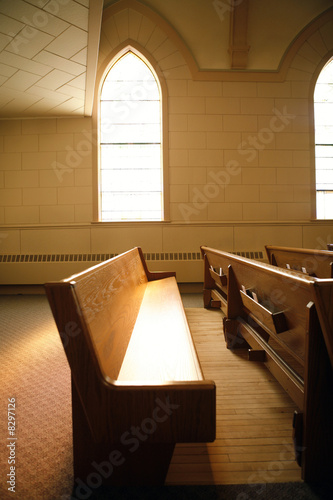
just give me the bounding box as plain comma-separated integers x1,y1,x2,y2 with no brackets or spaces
312,279,333,369
302,301,333,483
201,248,229,314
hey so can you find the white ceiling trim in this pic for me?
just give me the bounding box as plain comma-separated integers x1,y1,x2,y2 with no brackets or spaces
85,0,103,116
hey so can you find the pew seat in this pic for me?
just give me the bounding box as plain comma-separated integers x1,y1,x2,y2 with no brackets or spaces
117,276,202,382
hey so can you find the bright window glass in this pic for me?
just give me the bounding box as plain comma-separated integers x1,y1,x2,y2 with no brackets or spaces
314,58,333,219
100,52,163,221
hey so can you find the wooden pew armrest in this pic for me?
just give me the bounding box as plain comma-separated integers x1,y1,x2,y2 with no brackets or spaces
137,246,176,281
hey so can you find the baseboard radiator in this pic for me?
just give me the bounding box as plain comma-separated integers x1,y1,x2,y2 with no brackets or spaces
0,250,264,285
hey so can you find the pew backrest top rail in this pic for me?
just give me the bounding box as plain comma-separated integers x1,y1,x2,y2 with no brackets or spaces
265,244,333,258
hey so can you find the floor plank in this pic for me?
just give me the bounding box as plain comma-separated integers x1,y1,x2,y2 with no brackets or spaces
165,307,302,485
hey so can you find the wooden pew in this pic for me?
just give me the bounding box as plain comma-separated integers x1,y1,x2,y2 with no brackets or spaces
45,247,215,490
265,245,333,278
201,245,333,484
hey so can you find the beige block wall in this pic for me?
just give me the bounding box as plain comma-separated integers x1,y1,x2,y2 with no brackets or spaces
1,5,333,283
0,117,93,225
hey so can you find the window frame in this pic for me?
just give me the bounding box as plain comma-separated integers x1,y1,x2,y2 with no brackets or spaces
92,43,169,223
310,52,333,220
313,56,333,220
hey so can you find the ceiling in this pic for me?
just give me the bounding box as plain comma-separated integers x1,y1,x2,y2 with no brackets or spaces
0,0,103,119
0,0,332,120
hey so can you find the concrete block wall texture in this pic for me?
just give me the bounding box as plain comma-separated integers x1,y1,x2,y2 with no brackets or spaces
0,117,93,225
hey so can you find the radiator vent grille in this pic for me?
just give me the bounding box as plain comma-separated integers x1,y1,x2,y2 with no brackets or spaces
0,252,203,263
0,251,264,263
0,253,118,263
232,251,264,260
144,252,202,261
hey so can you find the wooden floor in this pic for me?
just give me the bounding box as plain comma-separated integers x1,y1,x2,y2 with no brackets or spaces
166,307,302,485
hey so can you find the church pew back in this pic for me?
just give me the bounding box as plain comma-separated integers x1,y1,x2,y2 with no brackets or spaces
265,245,333,278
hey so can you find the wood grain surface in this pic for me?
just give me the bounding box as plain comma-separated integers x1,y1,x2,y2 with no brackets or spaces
45,247,216,485
200,246,333,484
266,245,333,278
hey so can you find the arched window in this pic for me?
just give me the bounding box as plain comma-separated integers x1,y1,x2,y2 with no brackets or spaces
314,57,333,219
99,51,163,221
